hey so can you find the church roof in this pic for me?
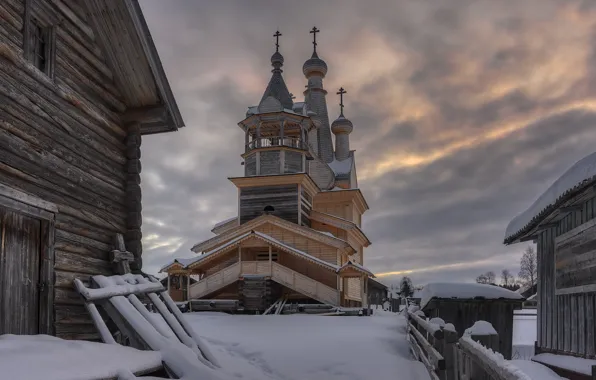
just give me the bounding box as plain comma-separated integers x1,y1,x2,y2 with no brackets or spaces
259,52,294,110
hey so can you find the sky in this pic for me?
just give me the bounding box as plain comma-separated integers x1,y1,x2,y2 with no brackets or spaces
137,0,596,287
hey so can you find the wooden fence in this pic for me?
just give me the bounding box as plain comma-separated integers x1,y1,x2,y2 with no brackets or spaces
407,310,532,380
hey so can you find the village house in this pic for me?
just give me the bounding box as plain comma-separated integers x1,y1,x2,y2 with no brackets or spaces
0,0,182,340
160,29,375,312
504,151,596,378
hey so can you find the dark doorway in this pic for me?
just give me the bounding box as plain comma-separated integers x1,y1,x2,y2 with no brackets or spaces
0,207,42,335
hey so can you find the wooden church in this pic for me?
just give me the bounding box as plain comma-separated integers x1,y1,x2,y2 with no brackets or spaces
160,29,374,312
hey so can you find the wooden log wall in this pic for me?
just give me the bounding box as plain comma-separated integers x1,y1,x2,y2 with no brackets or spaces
0,0,131,340
538,196,596,358
239,185,299,224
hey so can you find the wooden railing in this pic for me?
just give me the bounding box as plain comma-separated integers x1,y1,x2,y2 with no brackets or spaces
240,261,271,276
189,261,339,305
271,262,339,306
407,310,531,380
189,262,241,299
245,137,308,152
407,310,458,380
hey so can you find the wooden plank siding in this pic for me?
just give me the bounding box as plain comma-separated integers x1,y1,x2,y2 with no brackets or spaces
239,185,299,224
254,223,338,265
0,0,145,341
537,195,596,358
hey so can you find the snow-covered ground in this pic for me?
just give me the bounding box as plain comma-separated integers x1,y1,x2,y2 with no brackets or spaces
186,311,430,380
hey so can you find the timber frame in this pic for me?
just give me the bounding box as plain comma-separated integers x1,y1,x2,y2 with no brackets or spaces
0,183,56,335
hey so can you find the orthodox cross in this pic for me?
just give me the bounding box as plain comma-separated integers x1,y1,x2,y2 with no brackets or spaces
337,87,347,116
274,30,282,52
310,26,320,53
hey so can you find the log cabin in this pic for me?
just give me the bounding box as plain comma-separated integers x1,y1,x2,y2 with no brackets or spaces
504,151,596,376
0,0,183,340
160,30,375,312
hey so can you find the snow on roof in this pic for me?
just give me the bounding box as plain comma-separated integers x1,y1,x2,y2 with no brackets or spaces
162,231,341,272
533,353,596,376
0,334,163,380
158,257,200,273
337,261,375,277
328,155,353,176
212,216,237,231
505,151,596,242
419,282,524,310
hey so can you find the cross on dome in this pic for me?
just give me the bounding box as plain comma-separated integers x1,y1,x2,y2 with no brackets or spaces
337,87,347,116
274,30,282,52
310,26,320,53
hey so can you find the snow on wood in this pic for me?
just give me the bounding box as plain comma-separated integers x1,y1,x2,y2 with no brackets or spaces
505,151,596,241
211,216,237,231
419,282,524,309
0,334,163,380
533,353,596,376
465,321,498,336
74,276,164,301
459,336,533,380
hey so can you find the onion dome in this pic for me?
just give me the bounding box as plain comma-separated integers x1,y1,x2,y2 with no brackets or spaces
303,51,328,77
331,115,353,135
271,51,284,70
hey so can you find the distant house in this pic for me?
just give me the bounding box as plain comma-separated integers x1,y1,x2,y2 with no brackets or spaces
0,0,183,340
367,278,388,306
504,151,596,374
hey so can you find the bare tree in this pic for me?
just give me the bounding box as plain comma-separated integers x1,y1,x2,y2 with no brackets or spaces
476,273,488,284
519,246,537,287
486,271,496,284
501,269,514,286
476,271,496,284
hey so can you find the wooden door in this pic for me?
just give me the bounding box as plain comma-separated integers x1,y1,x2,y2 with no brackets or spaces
0,208,42,335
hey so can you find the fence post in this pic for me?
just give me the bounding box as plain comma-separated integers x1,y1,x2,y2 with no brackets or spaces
465,321,499,379
441,324,458,380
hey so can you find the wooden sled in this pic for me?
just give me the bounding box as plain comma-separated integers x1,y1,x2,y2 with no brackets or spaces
74,235,220,379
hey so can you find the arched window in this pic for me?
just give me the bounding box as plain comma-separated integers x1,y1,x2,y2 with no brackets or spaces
263,205,275,213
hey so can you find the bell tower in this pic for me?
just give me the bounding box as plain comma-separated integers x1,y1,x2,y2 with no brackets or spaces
233,31,319,226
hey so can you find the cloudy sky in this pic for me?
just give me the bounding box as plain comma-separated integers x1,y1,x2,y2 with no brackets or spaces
137,0,596,286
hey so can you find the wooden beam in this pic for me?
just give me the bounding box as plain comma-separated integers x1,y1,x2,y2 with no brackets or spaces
519,234,538,243
559,204,583,213
536,222,559,231
122,105,167,124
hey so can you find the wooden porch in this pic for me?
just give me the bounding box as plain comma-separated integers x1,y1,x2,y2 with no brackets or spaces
188,261,340,306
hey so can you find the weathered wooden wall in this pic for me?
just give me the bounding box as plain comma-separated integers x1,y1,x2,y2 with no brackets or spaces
0,0,138,340
0,208,41,335
424,300,521,360
537,196,596,358
239,185,299,224
278,253,336,288
244,153,256,176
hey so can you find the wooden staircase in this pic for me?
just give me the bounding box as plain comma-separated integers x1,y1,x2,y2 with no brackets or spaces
238,275,272,312
189,261,340,307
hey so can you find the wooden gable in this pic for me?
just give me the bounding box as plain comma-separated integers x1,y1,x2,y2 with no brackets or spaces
0,0,184,136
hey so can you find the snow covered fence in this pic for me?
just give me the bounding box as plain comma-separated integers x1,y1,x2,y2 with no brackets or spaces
406,310,458,380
